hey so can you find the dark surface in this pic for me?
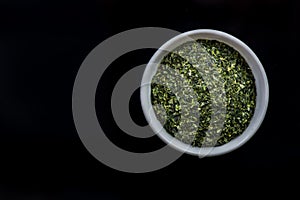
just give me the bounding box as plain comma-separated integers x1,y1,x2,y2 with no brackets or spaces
0,0,299,198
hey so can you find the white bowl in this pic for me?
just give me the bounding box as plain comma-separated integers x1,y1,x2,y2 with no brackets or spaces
140,29,269,156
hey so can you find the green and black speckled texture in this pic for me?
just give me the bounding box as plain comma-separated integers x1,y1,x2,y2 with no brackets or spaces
151,40,256,147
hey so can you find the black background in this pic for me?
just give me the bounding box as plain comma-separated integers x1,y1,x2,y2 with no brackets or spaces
1,0,299,199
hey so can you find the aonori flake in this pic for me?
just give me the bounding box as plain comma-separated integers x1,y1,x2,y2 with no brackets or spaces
151,40,256,147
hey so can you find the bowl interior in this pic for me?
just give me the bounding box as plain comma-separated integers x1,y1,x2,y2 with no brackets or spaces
140,29,269,156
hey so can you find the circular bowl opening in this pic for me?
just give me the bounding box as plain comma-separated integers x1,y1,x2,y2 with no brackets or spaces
140,29,269,156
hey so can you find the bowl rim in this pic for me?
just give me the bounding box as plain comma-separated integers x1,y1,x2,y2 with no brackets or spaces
140,29,269,156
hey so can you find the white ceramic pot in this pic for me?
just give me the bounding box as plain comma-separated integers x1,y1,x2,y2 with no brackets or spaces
140,29,269,156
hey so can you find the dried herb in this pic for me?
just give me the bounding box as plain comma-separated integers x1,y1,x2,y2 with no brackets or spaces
151,39,256,147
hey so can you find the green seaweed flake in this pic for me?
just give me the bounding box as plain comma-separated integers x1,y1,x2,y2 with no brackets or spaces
151,40,256,147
